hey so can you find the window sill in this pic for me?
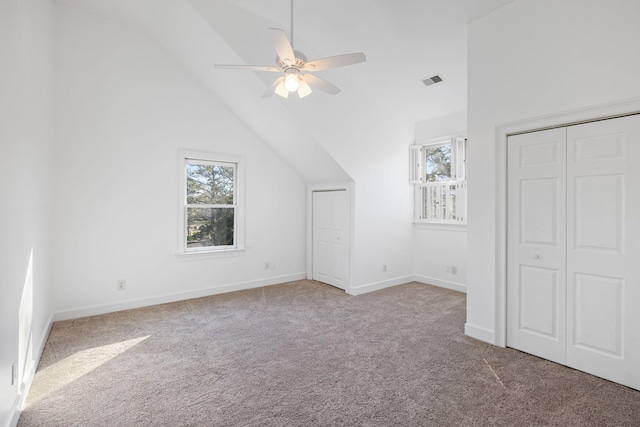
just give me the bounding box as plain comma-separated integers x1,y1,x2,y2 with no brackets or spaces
176,247,246,261
413,222,467,232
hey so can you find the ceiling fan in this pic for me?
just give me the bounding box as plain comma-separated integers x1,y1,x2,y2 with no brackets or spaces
214,0,366,99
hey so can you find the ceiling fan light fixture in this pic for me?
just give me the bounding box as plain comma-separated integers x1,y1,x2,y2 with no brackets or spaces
297,80,312,98
284,69,300,92
274,81,289,98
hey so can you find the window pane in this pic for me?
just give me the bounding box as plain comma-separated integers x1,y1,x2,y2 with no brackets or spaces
186,207,234,248
450,185,458,220
186,163,234,205
424,145,451,182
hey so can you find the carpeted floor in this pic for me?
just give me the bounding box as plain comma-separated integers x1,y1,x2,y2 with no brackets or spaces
19,280,640,426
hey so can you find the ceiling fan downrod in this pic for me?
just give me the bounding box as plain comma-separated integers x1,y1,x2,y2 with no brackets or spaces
290,0,295,50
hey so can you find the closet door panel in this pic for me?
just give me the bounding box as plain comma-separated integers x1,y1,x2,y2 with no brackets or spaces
573,174,623,253
507,127,567,365
572,273,623,357
566,114,640,390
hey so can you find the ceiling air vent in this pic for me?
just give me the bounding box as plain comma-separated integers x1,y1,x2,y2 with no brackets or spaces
422,75,443,86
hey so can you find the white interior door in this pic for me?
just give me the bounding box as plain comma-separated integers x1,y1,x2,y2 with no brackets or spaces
507,114,640,391
565,115,640,389
312,190,347,290
507,127,567,365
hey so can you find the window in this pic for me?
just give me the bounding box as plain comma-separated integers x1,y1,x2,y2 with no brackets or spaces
410,137,466,224
178,152,244,254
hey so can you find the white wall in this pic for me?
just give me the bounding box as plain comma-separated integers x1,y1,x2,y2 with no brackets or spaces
466,0,640,343
52,5,307,317
182,0,417,292
53,0,422,295
0,1,54,426
412,112,468,292
415,110,467,141
413,227,467,292
288,88,416,293
348,129,415,292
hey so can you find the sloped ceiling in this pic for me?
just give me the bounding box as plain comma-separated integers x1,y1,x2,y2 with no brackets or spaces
54,0,515,182
189,0,515,123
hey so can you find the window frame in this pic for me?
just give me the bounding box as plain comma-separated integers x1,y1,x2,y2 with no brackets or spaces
177,150,245,256
410,136,467,225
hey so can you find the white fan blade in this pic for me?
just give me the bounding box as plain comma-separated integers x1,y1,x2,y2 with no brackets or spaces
262,76,285,98
268,28,296,65
303,52,366,71
274,81,289,98
215,64,281,72
301,74,341,95
297,80,313,98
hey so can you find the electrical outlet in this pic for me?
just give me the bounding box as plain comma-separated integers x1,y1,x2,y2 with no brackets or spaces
451,266,458,275
264,262,275,270
382,264,387,273
445,265,452,273
117,279,126,290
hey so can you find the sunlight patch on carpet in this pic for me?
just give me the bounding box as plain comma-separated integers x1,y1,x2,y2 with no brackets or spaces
25,335,150,406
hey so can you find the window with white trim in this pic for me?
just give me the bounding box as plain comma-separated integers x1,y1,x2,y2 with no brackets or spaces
410,137,467,224
179,152,244,253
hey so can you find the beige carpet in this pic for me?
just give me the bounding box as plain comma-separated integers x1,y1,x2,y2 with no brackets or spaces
19,280,640,426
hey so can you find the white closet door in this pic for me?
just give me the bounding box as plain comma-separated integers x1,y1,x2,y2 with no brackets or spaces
312,191,347,290
566,115,640,390
507,127,568,365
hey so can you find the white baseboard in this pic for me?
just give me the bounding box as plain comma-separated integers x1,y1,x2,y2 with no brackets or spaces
464,322,496,345
9,313,54,427
347,274,466,296
413,275,466,293
52,273,307,322
8,394,20,427
347,275,414,296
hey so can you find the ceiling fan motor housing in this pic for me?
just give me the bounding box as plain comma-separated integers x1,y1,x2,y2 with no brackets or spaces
276,50,308,69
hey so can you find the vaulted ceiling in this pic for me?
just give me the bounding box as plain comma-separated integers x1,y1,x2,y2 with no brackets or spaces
200,0,514,122
55,0,515,182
